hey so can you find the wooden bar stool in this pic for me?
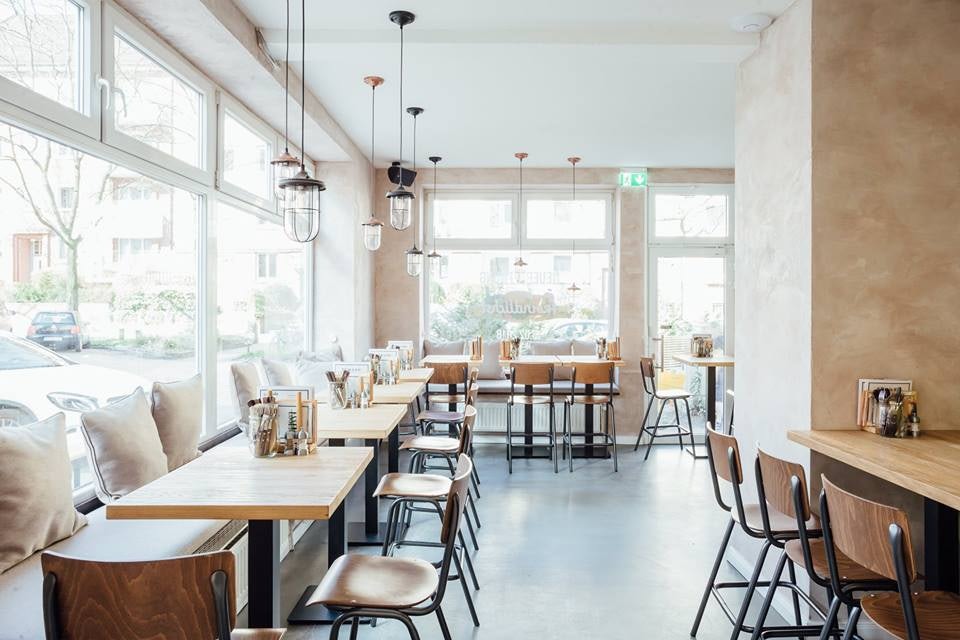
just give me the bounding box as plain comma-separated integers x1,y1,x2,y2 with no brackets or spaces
821,477,960,640
505,362,557,473
634,356,697,459
307,456,475,640
425,364,475,414
41,550,284,640
562,361,618,472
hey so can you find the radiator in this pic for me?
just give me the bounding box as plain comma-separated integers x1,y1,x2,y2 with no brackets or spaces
194,520,249,610
474,402,587,436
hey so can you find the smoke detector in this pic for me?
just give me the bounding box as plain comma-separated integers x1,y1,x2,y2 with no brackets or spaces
729,13,773,33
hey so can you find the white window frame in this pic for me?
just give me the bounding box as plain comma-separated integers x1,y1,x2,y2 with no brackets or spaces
0,0,101,139
647,183,735,247
100,3,216,186
217,94,277,211
426,189,519,250
521,189,613,250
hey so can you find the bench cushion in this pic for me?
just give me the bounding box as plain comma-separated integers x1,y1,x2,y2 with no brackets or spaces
0,507,230,640
151,375,203,471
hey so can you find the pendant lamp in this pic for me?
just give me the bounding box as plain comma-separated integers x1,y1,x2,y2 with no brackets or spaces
567,156,581,294
270,0,301,203
386,11,415,230
361,75,385,251
404,106,423,277
427,155,442,272
514,152,529,269
278,0,325,243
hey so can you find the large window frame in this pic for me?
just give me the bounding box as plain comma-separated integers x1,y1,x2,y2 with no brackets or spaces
216,94,277,210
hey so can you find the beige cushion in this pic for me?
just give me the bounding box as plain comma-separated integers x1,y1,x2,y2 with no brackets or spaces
423,339,465,356
151,375,202,471
262,358,294,386
572,339,596,356
80,389,168,503
295,358,337,395
230,361,261,424
476,341,506,380
529,340,573,380
0,414,86,573
300,344,344,363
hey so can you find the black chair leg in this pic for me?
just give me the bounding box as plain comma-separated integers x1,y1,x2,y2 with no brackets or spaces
691,518,734,637
728,540,772,640
817,597,843,640
840,607,860,640
633,395,654,451
672,399,684,448
643,400,667,461
609,403,618,472
683,397,697,456
787,558,802,625
436,604,455,640
453,552,480,627
749,549,788,639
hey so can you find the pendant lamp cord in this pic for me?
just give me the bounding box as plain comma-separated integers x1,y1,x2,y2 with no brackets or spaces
432,159,438,252
518,156,524,258
299,0,306,171
283,0,290,154
370,83,376,195
397,23,404,182
411,113,417,245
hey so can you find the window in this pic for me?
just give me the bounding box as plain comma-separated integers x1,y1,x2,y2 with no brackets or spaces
221,109,273,201
650,186,732,240
426,190,614,343
59,186,76,208
216,202,304,425
0,122,199,494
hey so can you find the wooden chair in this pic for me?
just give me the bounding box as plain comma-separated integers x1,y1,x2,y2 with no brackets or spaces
426,364,474,412
308,455,475,640
821,476,960,640
40,550,284,640
418,382,478,435
634,356,696,459
505,362,557,473
561,362,618,472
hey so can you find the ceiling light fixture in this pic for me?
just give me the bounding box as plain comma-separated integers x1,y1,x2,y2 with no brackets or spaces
404,105,424,277
513,152,528,269
270,0,301,203
567,156,582,296
361,75,385,251
278,0,325,243
427,155,442,271
729,13,773,33
386,10,415,231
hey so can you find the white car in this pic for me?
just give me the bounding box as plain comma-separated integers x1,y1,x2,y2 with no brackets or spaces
0,334,151,483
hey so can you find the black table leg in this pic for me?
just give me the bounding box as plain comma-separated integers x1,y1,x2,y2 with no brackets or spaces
706,366,717,428
388,425,399,473
524,384,534,456
448,383,457,412
584,383,599,458
348,439,389,546
924,498,960,592
247,520,280,628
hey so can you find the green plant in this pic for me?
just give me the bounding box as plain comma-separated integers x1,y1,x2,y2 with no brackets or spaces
12,272,67,302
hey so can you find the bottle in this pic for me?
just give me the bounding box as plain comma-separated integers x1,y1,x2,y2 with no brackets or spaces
285,413,298,455
908,407,921,438
296,425,309,455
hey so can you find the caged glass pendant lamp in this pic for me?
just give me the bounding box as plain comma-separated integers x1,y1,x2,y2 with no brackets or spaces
386,11,415,230
403,106,423,276
278,0,325,243
270,0,301,203
360,75,385,251
426,155,442,273
567,156,582,295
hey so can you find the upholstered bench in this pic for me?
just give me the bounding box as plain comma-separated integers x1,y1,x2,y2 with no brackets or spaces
0,507,238,640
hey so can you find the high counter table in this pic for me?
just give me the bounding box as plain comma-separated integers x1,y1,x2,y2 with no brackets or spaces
788,429,960,592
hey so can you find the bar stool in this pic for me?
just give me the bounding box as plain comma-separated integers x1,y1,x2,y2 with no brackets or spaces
748,448,894,639
426,364,476,414
418,383,478,436
634,356,696,459
820,477,960,640
307,456,475,640
505,362,557,473
562,361,618,472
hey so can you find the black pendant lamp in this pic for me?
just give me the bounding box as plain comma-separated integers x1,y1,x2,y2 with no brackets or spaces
427,155,442,271
514,152,528,269
404,106,423,277
270,0,301,203
567,156,582,295
361,75,385,251
279,0,325,243
386,10,415,230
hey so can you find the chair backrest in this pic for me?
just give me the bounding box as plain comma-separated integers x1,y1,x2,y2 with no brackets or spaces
466,383,479,408
821,476,916,583
41,550,236,640
457,406,477,456
468,367,479,388
431,363,468,386
571,362,614,386
706,424,742,485
510,362,554,387
440,454,474,546
757,447,810,520
639,357,657,394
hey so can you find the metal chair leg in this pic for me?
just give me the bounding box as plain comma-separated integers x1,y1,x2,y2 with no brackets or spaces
817,597,843,640
561,402,568,461
691,518,735,637
568,404,574,473
452,552,480,627
634,395,655,451
728,540,772,640
787,558,802,626
457,530,480,591
749,549,788,639
840,608,860,640
643,400,667,461
609,402,618,472
506,405,513,474
683,397,697,456
464,506,479,551
436,604,455,639
349,616,360,640
672,399,685,448
550,402,558,473
468,489,482,528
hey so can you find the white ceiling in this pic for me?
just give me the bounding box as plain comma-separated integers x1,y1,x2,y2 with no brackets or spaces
234,0,793,168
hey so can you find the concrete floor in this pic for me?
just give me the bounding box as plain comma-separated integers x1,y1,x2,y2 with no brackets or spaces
260,443,783,640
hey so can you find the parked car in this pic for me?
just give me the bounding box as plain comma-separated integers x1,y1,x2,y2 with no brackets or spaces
544,319,609,341
26,310,89,352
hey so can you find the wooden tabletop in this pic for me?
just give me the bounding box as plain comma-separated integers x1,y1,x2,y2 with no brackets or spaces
314,404,407,440
498,355,626,367
788,429,960,511
420,355,482,365
370,381,425,405
673,353,735,367
399,367,433,383
554,355,626,367
106,442,371,521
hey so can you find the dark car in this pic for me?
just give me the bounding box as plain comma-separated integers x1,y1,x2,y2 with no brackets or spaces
27,311,89,352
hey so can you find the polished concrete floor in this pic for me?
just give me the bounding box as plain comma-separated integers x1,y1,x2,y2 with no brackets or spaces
263,442,783,639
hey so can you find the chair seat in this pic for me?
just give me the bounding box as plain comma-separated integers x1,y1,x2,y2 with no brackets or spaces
231,629,286,640
428,394,465,404
374,472,452,499
416,410,464,424
784,539,886,583
563,395,611,405
733,504,819,534
507,395,553,405
307,554,439,610
860,590,960,640
401,435,459,453
655,389,692,400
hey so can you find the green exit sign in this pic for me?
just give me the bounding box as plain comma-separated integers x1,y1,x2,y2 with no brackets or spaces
619,170,648,187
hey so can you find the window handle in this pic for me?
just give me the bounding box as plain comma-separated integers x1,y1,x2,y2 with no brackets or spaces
96,77,111,110
112,87,128,117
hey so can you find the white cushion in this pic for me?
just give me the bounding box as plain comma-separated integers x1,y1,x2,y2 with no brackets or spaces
423,339,466,356
476,341,506,380
151,375,202,471
262,358,294,386
80,389,168,503
529,340,574,380
296,358,337,395
0,414,86,574
230,361,261,424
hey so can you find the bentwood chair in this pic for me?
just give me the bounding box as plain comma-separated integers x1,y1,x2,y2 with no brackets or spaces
41,551,284,640
505,362,557,473
747,449,893,640
634,356,697,459
562,362,618,472
821,477,960,640
308,455,475,640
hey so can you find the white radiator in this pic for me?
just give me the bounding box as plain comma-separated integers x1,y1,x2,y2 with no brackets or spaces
474,402,588,436
194,520,249,610
228,533,249,609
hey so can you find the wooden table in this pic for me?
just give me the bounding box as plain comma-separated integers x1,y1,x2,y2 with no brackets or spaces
420,354,482,365
370,380,425,405
673,353,735,430
788,429,960,592
315,404,406,546
399,367,434,383
107,442,371,627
